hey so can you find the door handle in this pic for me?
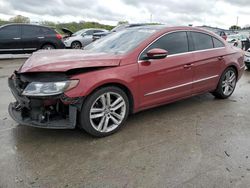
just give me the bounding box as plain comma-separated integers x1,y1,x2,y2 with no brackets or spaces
218,56,224,60
184,64,193,68
13,38,21,40
37,36,45,39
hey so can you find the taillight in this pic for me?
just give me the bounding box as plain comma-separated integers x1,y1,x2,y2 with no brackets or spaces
56,34,62,40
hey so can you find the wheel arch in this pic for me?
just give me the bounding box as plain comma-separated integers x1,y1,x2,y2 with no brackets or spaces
40,42,56,49
226,64,238,80
71,40,82,48
87,82,135,114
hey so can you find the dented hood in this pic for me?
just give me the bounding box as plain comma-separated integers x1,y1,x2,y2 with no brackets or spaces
19,49,122,73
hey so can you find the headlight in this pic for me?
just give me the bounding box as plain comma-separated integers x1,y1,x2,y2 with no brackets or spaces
22,80,79,96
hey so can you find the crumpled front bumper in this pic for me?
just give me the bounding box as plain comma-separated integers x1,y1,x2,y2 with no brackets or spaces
8,102,78,129
8,76,82,129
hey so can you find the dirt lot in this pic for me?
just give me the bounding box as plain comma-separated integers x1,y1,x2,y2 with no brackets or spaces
0,58,250,188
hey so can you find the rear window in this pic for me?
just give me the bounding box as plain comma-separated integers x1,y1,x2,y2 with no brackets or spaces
40,27,55,35
191,32,213,51
22,25,55,38
22,25,40,37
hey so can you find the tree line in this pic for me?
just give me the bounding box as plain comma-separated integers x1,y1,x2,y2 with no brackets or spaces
2,15,249,31
0,15,116,33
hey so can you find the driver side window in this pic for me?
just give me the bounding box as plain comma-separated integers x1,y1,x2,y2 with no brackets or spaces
140,31,189,60
84,30,94,36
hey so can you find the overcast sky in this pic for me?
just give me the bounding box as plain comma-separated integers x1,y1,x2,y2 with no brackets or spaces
0,0,249,29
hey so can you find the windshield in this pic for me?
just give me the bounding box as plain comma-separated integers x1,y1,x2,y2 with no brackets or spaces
72,29,86,36
85,28,158,54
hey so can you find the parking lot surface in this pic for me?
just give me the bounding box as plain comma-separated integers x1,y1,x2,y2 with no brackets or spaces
0,58,250,188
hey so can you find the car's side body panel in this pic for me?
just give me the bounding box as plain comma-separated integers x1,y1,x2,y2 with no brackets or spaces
137,53,194,108
191,48,225,94
59,27,245,113
0,24,65,54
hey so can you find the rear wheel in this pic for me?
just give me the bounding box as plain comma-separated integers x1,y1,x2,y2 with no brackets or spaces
212,67,237,99
71,41,82,49
79,86,129,137
41,44,55,50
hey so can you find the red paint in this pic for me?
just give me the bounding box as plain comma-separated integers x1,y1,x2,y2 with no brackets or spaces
56,33,63,40
19,26,245,113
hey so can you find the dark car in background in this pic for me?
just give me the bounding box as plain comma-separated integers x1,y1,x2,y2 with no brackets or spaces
0,24,65,54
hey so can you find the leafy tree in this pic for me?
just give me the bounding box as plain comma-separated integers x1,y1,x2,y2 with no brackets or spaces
40,21,56,27
243,24,250,30
9,15,30,23
0,16,114,32
117,21,129,25
0,18,9,26
229,25,241,30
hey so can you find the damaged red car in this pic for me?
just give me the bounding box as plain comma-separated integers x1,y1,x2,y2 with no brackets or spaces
8,26,245,137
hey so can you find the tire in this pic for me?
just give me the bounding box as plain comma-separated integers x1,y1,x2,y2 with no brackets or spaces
212,67,237,99
41,44,55,50
246,65,250,70
71,41,82,49
79,86,129,137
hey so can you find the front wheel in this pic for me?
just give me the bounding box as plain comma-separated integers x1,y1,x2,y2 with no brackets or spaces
212,67,237,99
79,86,129,137
71,41,82,49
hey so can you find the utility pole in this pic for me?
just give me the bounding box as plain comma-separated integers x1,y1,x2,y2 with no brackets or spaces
150,14,152,23
236,16,239,27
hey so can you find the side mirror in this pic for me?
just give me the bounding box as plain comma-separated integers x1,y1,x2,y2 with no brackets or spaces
81,33,86,37
146,48,168,60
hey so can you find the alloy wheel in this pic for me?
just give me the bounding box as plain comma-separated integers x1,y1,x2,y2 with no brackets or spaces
222,70,236,96
89,92,126,133
71,42,81,49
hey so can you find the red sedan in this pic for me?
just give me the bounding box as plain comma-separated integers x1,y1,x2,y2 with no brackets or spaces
8,26,245,137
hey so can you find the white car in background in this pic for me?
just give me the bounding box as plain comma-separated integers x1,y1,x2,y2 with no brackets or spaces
63,28,108,49
244,48,250,69
226,34,242,48
226,34,248,49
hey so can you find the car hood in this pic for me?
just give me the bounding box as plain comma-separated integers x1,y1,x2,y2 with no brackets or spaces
64,35,81,41
19,50,122,73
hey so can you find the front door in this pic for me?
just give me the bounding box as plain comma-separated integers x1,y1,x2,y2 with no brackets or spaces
0,25,22,54
138,31,194,108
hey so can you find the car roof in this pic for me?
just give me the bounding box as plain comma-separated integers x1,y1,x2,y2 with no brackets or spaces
0,23,53,30
126,25,214,33
83,28,107,31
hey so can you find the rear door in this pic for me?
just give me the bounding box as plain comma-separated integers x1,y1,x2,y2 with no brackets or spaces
138,31,194,108
0,25,22,53
21,25,40,51
189,31,226,94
